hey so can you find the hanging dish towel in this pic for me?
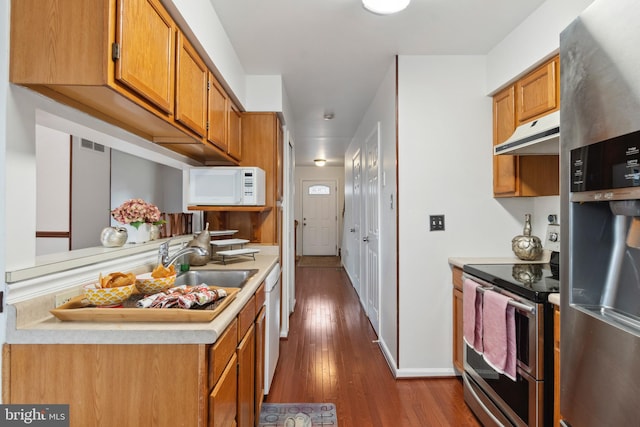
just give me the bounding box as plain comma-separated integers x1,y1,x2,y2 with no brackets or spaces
482,289,517,380
463,278,483,353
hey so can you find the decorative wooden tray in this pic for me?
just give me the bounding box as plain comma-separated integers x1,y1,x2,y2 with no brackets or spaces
50,287,239,322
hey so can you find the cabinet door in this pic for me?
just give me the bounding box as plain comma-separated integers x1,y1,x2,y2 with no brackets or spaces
451,266,464,374
209,353,238,427
115,0,175,114
493,86,517,196
255,307,266,419
228,103,243,160
516,57,559,124
208,73,229,151
175,32,208,137
453,288,464,373
237,324,256,427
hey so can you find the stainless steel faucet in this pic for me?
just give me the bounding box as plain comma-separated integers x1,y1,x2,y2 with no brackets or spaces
158,239,207,268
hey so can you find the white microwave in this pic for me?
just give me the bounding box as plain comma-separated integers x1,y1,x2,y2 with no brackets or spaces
188,167,266,206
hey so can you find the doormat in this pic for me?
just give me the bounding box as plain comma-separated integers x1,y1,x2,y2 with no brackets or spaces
297,256,342,268
259,403,337,426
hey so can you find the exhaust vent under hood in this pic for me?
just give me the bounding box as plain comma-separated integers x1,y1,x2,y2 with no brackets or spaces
494,110,559,155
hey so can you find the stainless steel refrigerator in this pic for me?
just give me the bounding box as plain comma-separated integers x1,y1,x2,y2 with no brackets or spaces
560,0,640,425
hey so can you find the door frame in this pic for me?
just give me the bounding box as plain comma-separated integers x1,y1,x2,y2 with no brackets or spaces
301,179,339,256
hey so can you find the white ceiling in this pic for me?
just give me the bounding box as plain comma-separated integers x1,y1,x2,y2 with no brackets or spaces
209,0,547,166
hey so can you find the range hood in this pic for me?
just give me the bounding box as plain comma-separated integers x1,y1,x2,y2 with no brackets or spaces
494,110,560,155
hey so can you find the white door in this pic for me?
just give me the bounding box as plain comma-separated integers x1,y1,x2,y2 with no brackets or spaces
363,123,380,334
301,180,337,256
351,149,362,298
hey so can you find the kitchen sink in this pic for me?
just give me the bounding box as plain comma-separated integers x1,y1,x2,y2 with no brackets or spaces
174,269,259,289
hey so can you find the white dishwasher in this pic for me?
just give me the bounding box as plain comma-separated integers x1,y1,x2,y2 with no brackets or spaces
264,263,281,395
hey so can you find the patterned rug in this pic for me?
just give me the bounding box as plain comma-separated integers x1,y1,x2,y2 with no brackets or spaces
259,403,337,426
297,256,342,268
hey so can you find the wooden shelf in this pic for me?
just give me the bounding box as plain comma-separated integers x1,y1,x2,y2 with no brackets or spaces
187,206,272,213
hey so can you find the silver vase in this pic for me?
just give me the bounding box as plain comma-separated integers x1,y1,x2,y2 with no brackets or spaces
100,226,128,247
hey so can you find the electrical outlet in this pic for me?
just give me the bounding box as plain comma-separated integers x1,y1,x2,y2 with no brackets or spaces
55,289,79,307
429,215,445,231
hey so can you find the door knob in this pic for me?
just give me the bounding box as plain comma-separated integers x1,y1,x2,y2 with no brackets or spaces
363,237,369,242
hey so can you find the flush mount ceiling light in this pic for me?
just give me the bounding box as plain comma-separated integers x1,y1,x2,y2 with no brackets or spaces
323,113,334,120
314,159,327,167
362,0,410,15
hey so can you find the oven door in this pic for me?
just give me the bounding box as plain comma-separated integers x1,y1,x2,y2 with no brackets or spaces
464,344,544,427
462,274,545,379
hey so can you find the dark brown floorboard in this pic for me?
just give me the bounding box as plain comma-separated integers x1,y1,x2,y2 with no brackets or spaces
265,266,481,426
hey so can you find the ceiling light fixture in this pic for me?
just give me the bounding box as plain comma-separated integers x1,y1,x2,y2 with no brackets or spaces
323,113,334,120
314,159,327,167
362,0,410,15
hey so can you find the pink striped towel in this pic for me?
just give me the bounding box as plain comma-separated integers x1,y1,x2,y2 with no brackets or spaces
463,279,483,353
482,289,516,381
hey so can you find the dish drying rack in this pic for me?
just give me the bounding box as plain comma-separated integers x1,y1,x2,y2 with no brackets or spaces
210,237,259,264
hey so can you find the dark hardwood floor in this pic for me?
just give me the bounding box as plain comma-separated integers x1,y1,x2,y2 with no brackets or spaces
265,265,481,426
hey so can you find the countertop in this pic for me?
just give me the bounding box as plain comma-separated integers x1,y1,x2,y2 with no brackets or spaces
6,252,279,345
448,251,552,269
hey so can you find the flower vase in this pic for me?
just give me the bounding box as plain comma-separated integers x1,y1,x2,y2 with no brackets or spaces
150,224,161,240
124,223,152,244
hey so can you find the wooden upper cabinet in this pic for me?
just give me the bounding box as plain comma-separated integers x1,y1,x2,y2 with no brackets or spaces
516,57,559,124
228,102,243,161
208,74,229,151
492,55,560,198
115,0,176,114
175,31,208,137
10,0,239,165
493,86,518,196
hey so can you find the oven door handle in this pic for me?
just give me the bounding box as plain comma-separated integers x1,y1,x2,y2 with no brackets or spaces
462,374,507,426
463,273,536,314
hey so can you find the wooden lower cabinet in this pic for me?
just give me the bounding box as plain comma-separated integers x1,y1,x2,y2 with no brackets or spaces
3,344,208,427
451,266,464,373
3,282,270,427
237,324,256,427
210,353,238,427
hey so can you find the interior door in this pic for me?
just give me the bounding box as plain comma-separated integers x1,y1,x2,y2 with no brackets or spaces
351,149,362,298
363,123,380,334
301,180,337,256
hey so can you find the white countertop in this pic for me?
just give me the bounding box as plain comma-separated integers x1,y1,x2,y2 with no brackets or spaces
6,252,279,345
448,251,552,269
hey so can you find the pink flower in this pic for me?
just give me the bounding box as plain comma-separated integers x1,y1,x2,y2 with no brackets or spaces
111,199,163,228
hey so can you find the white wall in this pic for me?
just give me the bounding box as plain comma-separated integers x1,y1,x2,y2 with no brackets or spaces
294,166,345,257
36,126,70,234
486,0,596,94
110,151,184,221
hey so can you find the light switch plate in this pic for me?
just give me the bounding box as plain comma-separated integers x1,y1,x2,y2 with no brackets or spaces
430,215,445,231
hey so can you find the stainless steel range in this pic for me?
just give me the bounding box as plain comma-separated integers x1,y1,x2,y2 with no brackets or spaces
461,227,560,426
